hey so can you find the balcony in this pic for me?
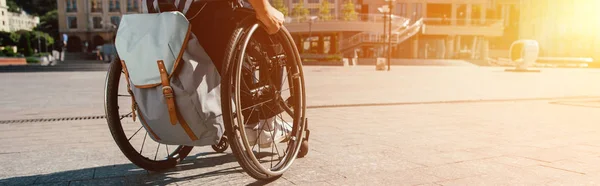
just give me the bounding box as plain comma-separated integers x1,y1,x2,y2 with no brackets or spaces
341,18,424,51
421,18,504,36
284,14,411,33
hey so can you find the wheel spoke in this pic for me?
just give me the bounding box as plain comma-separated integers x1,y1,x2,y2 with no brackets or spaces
140,132,147,154
154,143,160,161
165,144,169,158
128,126,143,141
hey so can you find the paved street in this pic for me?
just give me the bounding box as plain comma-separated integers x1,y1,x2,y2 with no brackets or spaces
2,66,600,185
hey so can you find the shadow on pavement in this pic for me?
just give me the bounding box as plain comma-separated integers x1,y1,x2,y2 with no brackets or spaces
0,151,244,185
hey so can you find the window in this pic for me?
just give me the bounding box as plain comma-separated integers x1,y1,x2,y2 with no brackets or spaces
2,21,4,26
111,16,121,26
66,0,78,12
292,0,300,3
67,17,78,29
413,3,423,19
308,0,319,3
1,11,3,15
309,8,318,15
109,0,121,12
91,0,103,12
93,17,103,29
396,3,406,16
127,0,139,12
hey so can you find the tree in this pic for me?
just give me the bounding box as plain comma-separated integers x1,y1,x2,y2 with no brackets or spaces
7,0,20,13
342,0,358,21
14,0,56,16
35,10,58,40
0,31,17,46
272,0,288,16
292,1,309,22
17,32,33,56
319,0,333,21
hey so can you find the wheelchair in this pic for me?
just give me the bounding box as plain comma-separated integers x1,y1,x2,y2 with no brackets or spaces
104,1,309,181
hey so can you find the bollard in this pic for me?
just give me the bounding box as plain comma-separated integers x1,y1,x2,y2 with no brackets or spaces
505,40,540,72
376,57,386,71
343,58,349,67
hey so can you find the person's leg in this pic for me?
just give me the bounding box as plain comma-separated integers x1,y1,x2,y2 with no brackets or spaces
188,1,236,75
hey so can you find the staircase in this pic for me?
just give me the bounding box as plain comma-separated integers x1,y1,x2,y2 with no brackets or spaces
340,18,424,54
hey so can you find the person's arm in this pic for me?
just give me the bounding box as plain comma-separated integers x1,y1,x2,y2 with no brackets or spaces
248,0,284,34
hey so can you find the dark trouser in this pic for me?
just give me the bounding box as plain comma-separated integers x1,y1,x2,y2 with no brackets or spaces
188,1,283,123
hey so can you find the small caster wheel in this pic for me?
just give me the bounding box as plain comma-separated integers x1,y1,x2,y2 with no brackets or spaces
212,136,229,153
298,140,308,158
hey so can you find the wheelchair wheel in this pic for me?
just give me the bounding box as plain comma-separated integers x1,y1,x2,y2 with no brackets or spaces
222,21,307,181
105,59,193,172
212,136,229,153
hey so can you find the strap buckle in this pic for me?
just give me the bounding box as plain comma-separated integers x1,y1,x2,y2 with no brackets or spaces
162,86,174,98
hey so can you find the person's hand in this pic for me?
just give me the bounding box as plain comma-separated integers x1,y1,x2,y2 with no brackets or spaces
253,4,284,34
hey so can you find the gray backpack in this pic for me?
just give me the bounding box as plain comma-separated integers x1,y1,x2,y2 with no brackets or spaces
115,11,223,146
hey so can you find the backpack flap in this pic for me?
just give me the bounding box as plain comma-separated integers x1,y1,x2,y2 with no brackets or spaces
115,12,191,87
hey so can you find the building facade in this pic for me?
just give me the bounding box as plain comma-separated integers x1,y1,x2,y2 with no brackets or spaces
0,0,39,32
282,0,520,60
8,11,40,32
0,0,8,32
56,0,598,60
57,0,140,52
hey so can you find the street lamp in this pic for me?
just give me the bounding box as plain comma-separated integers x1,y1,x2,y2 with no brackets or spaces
378,4,392,70
307,16,318,54
385,0,395,71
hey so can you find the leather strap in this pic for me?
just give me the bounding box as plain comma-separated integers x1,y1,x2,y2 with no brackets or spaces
157,60,178,125
121,60,161,140
120,60,137,122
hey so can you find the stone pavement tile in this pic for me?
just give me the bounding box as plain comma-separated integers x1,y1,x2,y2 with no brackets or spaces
30,181,69,186
326,170,441,186
464,145,543,157
544,172,600,186
567,144,600,154
525,165,586,181
0,175,38,186
220,173,295,186
514,148,579,163
402,150,497,167
319,159,424,178
33,169,94,184
69,177,128,186
540,160,600,175
436,173,551,186
416,158,526,181
92,164,148,179
282,166,345,184
489,156,546,168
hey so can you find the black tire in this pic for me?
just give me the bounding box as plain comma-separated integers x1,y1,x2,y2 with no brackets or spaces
221,10,307,181
105,59,193,172
211,136,229,153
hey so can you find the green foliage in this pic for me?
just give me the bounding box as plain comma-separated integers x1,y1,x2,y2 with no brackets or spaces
292,1,309,21
26,56,40,63
319,0,332,21
13,0,56,16
0,31,17,46
342,0,358,21
33,52,51,57
7,0,20,13
17,32,33,56
272,0,288,16
35,10,58,40
0,48,17,57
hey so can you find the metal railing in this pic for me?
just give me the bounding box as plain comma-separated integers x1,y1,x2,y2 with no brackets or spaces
341,18,424,49
421,18,504,27
285,13,410,25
